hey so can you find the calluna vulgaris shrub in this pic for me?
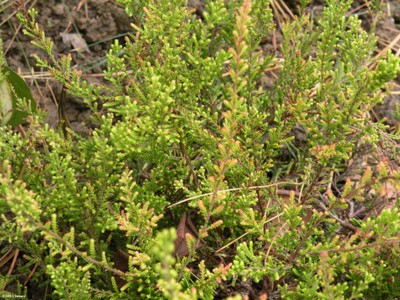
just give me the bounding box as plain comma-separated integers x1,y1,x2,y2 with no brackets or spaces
0,0,399,298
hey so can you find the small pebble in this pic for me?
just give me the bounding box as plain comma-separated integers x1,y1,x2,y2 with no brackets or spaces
53,4,65,16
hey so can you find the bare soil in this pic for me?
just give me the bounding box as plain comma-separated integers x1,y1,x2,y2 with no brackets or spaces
2,0,132,135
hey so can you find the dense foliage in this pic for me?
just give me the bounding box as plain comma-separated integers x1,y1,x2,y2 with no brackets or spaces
0,0,399,298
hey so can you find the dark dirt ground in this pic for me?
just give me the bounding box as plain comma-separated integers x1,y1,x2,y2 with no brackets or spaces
2,0,133,135
1,0,400,299
1,0,399,134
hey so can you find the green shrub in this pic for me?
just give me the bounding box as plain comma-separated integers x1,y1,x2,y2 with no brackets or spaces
0,0,399,298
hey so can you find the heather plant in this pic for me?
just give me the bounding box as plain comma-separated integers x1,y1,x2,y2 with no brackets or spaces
0,0,399,299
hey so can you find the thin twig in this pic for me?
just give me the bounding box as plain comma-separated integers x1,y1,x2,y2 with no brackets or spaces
34,221,129,278
215,212,284,253
167,181,303,209
305,239,400,255
316,197,358,232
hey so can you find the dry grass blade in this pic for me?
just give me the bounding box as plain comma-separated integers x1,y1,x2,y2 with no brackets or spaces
0,0,14,27
24,263,39,286
376,27,400,55
21,70,52,80
0,249,19,291
1,0,38,53
270,0,294,32
0,247,14,268
347,2,367,16
371,33,400,67
365,21,400,78
167,181,303,209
